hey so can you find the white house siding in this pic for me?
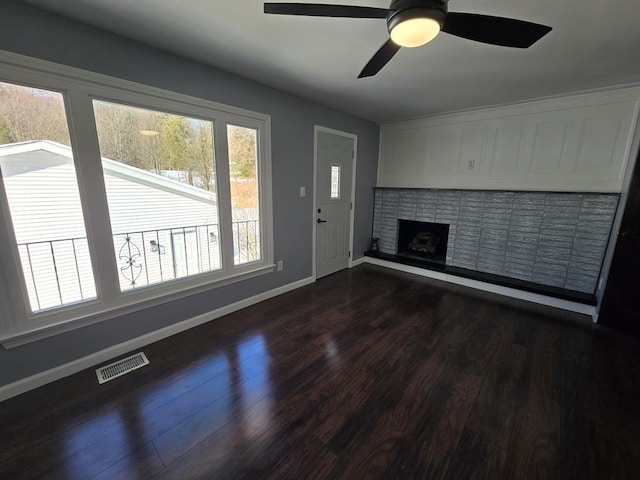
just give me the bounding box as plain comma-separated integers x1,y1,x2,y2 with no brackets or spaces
1,147,221,311
103,174,221,291
1,151,88,243
1,151,96,311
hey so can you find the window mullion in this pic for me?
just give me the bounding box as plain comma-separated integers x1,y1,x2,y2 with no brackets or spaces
64,90,120,302
214,121,235,270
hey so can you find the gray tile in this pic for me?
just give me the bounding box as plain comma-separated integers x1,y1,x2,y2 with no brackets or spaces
417,189,437,205
506,254,538,268
480,233,509,246
416,210,436,222
458,210,485,221
510,214,542,225
485,191,515,204
372,188,616,292
457,225,482,237
514,192,546,205
455,236,480,247
438,190,462,202
533,270,568,282
483,211,512,221
503,266,534,281
507,235,539,248
398,190,418,220
564,281,595,294
581,195,619,209
452,258,478,270
532,273,566,288
566,270,599,284
545,193,584,206
539,226,578,238
397,208,416,220
477,260,505,275
480,247,509,259
460,191,487,206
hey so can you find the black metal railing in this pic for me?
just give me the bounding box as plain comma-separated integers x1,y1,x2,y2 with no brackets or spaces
17,237,94,312
113,223,222,288
17,220,261,309
232,219,260,265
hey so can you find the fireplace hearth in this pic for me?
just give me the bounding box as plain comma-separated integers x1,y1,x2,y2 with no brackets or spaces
397,220,449,265
369,188,619,303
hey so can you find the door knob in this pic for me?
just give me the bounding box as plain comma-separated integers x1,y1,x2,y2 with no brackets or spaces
317,218,327,223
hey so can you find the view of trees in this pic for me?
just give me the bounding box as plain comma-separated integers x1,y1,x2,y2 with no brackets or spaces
0,82,70,146
93,100,219,191
0,83,258,209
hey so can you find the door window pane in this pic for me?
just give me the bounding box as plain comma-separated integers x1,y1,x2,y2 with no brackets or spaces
227,125,261,265
0,82,97,312
93,100,220,291
330,165,341,199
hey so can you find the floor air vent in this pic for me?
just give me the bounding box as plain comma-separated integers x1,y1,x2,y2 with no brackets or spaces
96,352,149,384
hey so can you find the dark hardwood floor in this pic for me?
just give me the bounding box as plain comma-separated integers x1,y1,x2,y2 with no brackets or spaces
1,264,640,479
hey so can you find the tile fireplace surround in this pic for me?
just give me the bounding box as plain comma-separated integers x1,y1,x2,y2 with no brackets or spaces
372,188,619,295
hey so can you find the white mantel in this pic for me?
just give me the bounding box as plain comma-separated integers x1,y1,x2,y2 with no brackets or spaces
378,87,640,192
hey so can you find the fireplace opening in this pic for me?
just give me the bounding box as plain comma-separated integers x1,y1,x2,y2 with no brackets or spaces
397,220,449,265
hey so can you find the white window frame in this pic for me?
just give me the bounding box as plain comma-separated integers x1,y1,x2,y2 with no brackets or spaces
0,51,274,346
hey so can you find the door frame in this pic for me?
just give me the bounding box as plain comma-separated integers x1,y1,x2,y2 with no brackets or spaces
312,125,358,280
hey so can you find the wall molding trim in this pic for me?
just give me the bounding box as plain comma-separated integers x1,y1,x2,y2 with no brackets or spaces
350,257,367,267
364,257,597,319
0,276,315,402
378,87,640,192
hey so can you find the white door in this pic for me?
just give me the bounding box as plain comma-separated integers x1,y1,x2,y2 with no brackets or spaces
172,229,199,278
315,129,354,278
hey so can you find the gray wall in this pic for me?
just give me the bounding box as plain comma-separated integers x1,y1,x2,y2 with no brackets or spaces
0,1,379,387
373,188,619,294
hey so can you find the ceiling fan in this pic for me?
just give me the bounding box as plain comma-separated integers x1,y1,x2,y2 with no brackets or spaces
263,1,552,78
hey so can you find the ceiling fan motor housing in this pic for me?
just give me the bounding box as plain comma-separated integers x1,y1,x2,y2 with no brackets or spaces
387,0,448,33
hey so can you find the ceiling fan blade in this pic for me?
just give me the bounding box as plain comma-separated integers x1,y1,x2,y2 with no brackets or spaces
264,3,388,18
442,13,552,48
358,39,401,78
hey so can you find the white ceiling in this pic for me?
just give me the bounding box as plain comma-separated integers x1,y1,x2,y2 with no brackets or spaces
23,0,640,122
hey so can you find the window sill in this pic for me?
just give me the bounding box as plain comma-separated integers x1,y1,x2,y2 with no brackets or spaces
1,263,275,348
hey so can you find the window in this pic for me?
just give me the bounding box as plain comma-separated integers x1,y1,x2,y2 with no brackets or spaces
330,165,341,199
92,100,221,291
0,56,272,342
227,125,260,265
0,82,97,312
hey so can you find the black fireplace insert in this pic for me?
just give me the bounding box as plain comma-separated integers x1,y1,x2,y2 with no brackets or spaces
397,220,449,265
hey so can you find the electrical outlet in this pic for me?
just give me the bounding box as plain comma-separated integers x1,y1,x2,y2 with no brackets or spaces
467,159,476,170
300,186,306,197
277,260,284,271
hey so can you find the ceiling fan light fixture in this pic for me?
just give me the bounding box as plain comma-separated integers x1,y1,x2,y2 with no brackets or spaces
390,16,440,48
387,4,446,48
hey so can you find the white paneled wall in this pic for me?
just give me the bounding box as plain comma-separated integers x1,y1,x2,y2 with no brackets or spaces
378,88,640,192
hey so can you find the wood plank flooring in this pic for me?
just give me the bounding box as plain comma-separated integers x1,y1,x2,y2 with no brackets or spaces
1,264,640,479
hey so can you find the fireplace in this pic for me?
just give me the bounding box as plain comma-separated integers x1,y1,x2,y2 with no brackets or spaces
397,220,449,265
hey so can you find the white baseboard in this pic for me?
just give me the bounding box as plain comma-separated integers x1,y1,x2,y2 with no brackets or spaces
0,276,315,402
364,257,597,318
350,257,367,267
